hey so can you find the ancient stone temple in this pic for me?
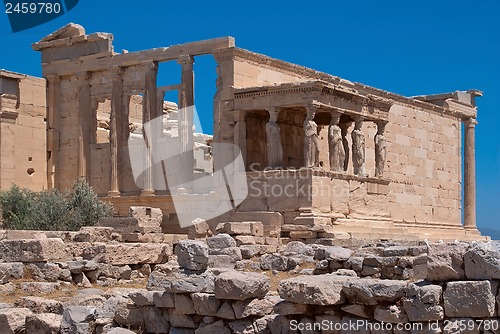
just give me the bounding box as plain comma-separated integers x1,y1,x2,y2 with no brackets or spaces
0,23,485,241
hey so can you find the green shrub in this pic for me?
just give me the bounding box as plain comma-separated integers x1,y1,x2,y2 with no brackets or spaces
0,179,113,231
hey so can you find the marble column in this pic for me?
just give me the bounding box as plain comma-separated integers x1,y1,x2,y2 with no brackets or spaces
339,122,351,172
266,107,283,169
351,116,366,176
46,75,60,190
463,117,477,229
374,121,388,177
234,111,247,170
177,55,195,191
109,66,124,197
77,71,91,180
141,62,158,196
304,104,320,168
328,111,345,172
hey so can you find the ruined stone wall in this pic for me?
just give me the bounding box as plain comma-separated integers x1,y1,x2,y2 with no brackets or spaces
0,74,47,191
1,220,499,333
386,104,461,225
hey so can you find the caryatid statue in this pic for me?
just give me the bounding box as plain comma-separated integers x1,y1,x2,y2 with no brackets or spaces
304,106,320,168
375,121,387,177
266,108,283,169
351,116,366,176
328,112,345,172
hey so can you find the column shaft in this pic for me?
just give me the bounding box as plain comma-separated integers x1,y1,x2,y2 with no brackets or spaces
46,75,61,190
266,107,283,169
109,67,124,196
77,72,91,179
141,62,158,195
178,55,195,190
463,118,477,229
234,111,247,170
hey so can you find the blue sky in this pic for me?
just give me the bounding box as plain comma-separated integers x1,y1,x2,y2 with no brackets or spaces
1,1,498,234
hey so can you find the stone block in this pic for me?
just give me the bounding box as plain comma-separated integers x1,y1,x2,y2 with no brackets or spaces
175,240,209,271
464,242,500,279
343,278,408,305
146,271,214,294
214,271,270,300
174,294,195,314
98,217,161,234
191,293,221,316
0,308,32,334
207,234,236,248
15,296,63,314
443,281,495,318
153,291,174,308
427,242,468,281
278,274,351,305
82,243,171,265
0,238,68,262
25,313,62,334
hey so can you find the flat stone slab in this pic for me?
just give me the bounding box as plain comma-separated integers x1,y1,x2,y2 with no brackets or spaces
342,278,408,305
214,271,270,300
82,243,171,265
443,280,495,318
278,274,351,305
146,271,214,294
0,238,68,262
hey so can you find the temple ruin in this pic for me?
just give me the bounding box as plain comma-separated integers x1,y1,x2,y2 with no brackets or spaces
0,23,486,241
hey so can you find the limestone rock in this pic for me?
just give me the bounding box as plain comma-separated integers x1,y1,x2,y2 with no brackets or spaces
427,242,468,281
146,271,214,293
443,281,495,317
207,234,236,248
153,291,175,308
107,328,137,334
282,241,314,256
25,313,62,334
260,253,289,271
0,262,23,284
374,304,408,324
464,242,500,279
192,293,221,316
82,243,171,265
60,306,96,334
214,271,270,300
187,218,211,239
278,274,351,305
0,238,68,262
175,240,209,271
174,293,195,314
128,290,155,306
15,296,63,314
0,308,32,334
314,246,353,261
195,320,231,334
342,278,407,305
216,301,236,319
143,306,170,333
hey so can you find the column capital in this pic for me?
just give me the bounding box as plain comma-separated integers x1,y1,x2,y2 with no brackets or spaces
306,102,321,117
142,61,158,72
464,117,478,128
267,107,280,121
45,74,60,84
111,66,124,78
330,111,341,125
76,71,91,81
177,54,194,65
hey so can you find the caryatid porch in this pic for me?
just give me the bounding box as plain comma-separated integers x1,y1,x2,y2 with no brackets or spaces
232,81,392,178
